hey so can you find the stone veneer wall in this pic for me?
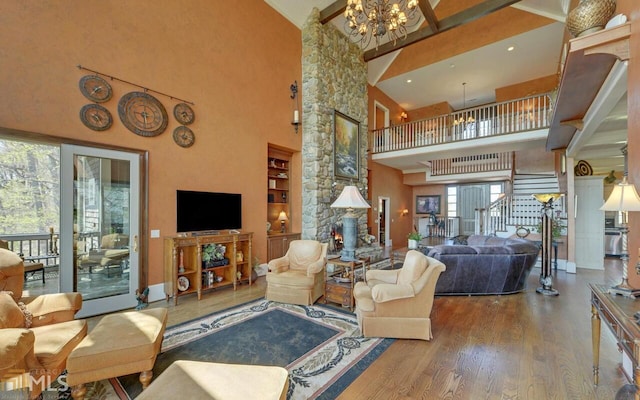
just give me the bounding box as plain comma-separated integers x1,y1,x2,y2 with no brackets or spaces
301,8,369,244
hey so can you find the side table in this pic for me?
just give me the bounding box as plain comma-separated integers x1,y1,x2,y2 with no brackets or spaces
324,256,370,311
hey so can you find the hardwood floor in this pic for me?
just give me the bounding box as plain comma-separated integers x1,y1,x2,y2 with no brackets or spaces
90,257,628,399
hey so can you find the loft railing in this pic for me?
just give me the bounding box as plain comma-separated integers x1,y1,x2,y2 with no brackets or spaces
430,152,513,176
372,93,552,154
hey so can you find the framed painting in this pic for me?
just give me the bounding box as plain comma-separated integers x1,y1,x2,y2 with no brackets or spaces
416,195,441,214
333,110,359,181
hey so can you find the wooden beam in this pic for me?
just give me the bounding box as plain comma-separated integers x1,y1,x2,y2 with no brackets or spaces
320,0,347,24
418,1,439,32
364,0,522,61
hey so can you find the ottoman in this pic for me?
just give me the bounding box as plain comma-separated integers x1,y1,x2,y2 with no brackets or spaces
66,307,168,400
135,360,289,400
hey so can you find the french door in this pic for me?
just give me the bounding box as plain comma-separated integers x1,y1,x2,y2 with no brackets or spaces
60,145,140,317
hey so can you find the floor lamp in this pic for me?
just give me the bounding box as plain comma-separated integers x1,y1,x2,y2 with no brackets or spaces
533,193,562,296
600,176,640,298
331,186,371,262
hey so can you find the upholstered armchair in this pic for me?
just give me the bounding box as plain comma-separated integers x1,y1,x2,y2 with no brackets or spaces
0,248,87,398
353,250,445,340
266,240,328,306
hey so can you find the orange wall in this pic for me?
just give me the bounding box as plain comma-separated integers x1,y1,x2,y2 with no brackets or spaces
0,1,302,286
368,85,414,247
408,102,452,121
495,75,558,102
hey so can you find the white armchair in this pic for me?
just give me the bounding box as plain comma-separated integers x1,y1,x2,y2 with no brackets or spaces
266,240,327,306
353,250,445,340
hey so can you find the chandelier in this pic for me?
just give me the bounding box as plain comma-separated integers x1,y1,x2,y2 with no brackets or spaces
344,0,420,49
452,82,475,126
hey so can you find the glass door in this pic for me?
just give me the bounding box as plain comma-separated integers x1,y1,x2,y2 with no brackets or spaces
60,145,140,317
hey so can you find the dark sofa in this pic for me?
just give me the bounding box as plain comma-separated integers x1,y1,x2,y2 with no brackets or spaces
426,235,539,295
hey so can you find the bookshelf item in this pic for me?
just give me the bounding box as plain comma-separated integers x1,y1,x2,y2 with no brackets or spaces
164,232,253,305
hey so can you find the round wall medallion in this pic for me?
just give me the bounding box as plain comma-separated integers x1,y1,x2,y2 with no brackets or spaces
118,91,168,137
79,75,113,103
172,126,195,148
79,104,113,131
173,103,195,125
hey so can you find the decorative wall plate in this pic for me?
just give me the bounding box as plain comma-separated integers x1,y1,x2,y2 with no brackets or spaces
118,91,168,137
79,104,113,131
173,103,195,125
79,75,113,103
172,126,195,148
177,276,190,292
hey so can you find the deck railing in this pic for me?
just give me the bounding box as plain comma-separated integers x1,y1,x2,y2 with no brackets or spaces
372,93,552,154
0,231,102,267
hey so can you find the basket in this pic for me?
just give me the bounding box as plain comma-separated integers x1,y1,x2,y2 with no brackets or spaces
566,0,616,38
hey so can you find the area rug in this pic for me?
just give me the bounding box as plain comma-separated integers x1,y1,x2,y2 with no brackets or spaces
111,299,393,399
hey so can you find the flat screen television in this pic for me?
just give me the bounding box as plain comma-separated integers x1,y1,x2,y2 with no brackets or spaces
176,190,242,233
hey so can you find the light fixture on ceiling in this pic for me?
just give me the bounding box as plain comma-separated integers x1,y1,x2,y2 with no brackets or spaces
344,0,420,50
452,82,475,126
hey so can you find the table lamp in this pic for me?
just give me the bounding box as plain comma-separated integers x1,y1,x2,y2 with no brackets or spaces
532,193,563,296
331,186,370,261
278,211,288,233
600,176,640,297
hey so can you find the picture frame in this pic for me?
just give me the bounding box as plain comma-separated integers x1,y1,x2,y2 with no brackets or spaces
333,110,360,181
416,195,441,214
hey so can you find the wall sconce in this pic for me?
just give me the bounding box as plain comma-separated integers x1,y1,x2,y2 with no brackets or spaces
401,209,409,216
400,111,408,123
290,81,300,134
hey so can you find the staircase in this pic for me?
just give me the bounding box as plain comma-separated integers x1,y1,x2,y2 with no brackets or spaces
482,173,566,236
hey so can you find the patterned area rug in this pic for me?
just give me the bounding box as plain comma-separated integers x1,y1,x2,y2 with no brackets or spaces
112,299,393,400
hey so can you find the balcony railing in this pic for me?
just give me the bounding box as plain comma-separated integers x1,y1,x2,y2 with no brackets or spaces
0,231,102,267
372,93,552,154
430,152,513,176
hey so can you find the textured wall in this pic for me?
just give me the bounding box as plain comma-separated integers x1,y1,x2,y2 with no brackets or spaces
301,8,368,243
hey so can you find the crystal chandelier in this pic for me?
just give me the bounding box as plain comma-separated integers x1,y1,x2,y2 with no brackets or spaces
344,0,420,49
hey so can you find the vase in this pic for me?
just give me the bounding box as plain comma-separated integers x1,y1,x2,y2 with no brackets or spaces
408,239,418,249
566,0,616,38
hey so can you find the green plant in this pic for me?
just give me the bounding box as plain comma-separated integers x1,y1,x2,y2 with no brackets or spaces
534,215,565,239
408,232,422,241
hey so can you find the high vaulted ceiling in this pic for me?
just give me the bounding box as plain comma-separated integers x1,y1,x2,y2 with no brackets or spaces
265,0,627,175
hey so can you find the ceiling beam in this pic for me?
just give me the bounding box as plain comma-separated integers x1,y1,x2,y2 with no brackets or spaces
364,0,522,61
320,0,347,24
419,1,440,32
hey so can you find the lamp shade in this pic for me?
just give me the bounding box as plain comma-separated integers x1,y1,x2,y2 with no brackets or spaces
330,186,371,209
532,193,563,204
600,177,640,212
278,211,288,221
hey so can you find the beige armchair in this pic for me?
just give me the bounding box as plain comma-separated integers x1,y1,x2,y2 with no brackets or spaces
0,248,86,399
82,233,130,276
353,250,445,340
266,240,328,306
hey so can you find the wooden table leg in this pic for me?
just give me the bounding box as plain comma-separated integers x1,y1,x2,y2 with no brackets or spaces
591,303,601,386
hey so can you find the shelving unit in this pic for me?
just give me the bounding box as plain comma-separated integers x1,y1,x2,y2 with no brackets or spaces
164,232,253,305
268,145,299,261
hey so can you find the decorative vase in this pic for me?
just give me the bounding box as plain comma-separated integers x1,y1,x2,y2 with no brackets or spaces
566,0,616,38
408,239,418,249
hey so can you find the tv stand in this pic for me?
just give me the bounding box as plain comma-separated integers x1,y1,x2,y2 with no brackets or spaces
164,232,253,305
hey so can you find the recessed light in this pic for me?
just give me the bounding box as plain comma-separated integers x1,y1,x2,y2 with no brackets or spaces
406,79,412,83
450,64,455,68
507,46,515,52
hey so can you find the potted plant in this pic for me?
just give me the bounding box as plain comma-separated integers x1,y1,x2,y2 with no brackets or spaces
408,232,422,249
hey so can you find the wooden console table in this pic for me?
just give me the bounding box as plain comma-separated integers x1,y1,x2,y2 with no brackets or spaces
590,283,640,396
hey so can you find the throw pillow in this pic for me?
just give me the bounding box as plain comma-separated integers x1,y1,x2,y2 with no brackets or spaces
0,291,25,329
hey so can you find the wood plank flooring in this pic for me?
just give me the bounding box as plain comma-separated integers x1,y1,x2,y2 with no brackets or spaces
90,258,628,400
